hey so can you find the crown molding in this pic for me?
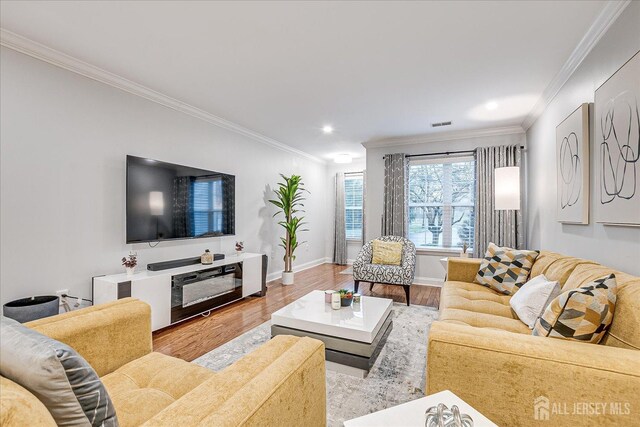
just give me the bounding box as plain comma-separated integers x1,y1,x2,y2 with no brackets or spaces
0,28,325,164
521,0,631,131
362,125,524,149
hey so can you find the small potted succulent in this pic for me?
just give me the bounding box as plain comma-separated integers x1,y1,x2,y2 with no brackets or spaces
122,252,138,277
338,289,353,307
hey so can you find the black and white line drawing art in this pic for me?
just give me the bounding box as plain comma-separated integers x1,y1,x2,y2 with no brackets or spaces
594,51,640,226
556,104,589,224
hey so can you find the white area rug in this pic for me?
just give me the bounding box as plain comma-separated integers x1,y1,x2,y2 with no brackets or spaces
193,303,439,426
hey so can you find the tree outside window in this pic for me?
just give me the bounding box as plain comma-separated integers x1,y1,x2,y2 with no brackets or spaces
408,157,475,250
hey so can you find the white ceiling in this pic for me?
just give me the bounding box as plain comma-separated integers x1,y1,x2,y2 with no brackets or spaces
0,1,608,160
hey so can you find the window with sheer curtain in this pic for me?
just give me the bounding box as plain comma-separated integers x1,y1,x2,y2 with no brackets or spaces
344,174,363,240
407,156,475,250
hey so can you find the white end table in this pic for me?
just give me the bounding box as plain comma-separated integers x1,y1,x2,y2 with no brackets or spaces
439,257,448,271
344,390,497,427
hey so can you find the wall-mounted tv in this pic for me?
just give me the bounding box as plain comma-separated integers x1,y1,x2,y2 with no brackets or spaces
126,155,235,243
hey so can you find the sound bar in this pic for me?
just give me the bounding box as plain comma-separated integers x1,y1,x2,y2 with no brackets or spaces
147,254,225,271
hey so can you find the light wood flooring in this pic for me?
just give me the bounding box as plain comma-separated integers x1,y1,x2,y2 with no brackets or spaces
152,263,441,361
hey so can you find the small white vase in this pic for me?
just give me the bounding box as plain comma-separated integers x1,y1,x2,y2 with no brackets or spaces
282,271,295,285
126,267,136,277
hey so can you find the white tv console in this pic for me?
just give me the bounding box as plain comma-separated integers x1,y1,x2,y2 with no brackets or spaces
93,253,266,331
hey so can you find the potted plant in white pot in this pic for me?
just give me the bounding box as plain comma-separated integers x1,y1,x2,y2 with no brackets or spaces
121,252,138,277
269,174,308,285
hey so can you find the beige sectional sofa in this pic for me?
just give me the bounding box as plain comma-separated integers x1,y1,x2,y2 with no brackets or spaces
0,298,327,426
427,251,640,426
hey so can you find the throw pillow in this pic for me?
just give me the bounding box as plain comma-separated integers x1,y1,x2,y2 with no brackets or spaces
475,242,540,295
0,316,119,427
532,274,617,344
510,274,561,329
371,240,403,266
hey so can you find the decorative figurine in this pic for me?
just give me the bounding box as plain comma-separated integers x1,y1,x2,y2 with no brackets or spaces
425,403,473,427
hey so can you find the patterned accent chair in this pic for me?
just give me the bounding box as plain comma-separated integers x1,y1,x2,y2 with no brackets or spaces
353,236,417,305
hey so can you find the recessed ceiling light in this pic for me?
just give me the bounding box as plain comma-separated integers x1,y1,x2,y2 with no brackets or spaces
334,154,352,164
485,101,498,110
322,125,334,134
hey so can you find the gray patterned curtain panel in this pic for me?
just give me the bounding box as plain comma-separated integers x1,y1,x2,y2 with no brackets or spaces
333,172,347,265
474,145,523,257
382,153,407,237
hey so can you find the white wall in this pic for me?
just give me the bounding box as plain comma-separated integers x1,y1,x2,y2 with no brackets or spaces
0,47,330,304
325,159,366,264
526,2,640,275
365,132,526,284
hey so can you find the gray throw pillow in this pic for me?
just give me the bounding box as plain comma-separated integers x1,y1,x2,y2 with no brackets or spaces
0,316,119,427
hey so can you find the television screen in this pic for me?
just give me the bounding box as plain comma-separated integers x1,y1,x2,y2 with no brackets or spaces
126,156,235,243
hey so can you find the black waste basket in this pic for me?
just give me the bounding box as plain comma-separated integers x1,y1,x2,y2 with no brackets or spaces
3,296,60,323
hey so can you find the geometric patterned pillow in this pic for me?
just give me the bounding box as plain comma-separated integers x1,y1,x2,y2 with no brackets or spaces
532,274,617,344
474,242,540,295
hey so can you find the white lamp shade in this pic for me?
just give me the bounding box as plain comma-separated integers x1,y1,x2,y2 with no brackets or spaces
494,167,520,210
149,191,165,216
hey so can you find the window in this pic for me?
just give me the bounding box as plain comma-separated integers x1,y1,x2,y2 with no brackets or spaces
193,177,223,236
408,156,475,250
344,173,363,240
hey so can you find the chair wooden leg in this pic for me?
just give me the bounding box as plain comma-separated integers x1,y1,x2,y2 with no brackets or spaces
369,283,375,292
354,280,360,293
403,285,410,306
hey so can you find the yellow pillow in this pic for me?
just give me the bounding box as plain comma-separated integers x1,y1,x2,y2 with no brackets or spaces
371,240,403,266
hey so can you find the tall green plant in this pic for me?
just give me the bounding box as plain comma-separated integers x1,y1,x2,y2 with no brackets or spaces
269,174,309,272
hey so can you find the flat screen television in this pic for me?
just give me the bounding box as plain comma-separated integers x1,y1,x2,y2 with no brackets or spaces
126,155,235,243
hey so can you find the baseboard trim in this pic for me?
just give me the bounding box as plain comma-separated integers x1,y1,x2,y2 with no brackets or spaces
266,257,331,283
265,258,444,288
413,277,444,287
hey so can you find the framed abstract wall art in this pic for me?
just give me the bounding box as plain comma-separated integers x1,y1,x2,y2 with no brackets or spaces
556,103,589,224
594,51,640,227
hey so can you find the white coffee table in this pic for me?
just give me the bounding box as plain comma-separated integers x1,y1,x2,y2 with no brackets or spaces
344,390,497,427
270,290,393,378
